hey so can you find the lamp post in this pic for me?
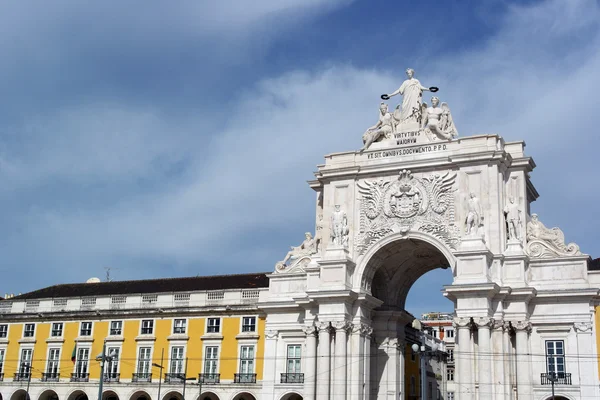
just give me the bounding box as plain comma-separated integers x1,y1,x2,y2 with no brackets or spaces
181,358,196,400
547,372,558,400
152,349,165,400
97,340,118,400
20,363,32,400
411,342,440,400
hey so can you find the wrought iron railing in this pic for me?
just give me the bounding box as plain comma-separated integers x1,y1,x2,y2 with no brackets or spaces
42,372,59,382
70,372,89,382
13,372,30,381
164,373,186,383
198,373,220,384
234,373,257,383
132,373,152,383
541,372,572,385
103,372,120,382
280,373,304,383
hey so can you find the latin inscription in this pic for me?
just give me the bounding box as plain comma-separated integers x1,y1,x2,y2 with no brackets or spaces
367,144,448,159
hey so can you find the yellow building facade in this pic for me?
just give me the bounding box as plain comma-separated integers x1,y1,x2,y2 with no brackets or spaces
0,274,269,400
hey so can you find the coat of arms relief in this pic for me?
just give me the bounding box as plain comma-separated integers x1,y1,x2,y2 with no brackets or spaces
355,169,460,255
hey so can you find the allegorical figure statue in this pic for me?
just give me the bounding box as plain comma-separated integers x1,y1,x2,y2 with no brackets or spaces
421,96,458,140
279,232,317,266
525,213,581,257
382,68,436,126
330,204,349,247
360,102,395,153
504,197,521,240
465,192,483,236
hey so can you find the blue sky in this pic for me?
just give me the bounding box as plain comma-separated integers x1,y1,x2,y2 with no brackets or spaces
0,0,599,317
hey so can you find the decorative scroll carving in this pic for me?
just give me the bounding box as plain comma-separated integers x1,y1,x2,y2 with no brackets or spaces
356,169,459,255
574,322,592,333
275,232,318,272
474,317,494,329
332,321,353,332
302,325,317,336
525,214,581,258
492,319,505,331
265,330,279,339
513,321,532,333
317,321,332,333
453,317,472,329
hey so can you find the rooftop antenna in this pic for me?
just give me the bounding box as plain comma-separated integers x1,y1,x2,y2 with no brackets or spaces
104,267,112,282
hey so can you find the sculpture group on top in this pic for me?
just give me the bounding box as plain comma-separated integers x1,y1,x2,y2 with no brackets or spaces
525,213,581,258
361,68,458,152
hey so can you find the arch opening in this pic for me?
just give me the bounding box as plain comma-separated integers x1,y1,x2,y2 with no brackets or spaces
129,391,151,400
279,393,302,400
38,391,59,400
196,392,219,400
10,390,28,400
231,393,256,400
102,391,119,400
161,392,182,400
66,392,88,400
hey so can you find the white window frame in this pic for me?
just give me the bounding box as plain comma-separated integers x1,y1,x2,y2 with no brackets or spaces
169,345,186,374
79,321,93,337
0,348,6,375
140,319,155,335
0,324,8,338
106,346,121,376
206,317,221,334
18,347,34,376
241,316,257,333
203,345,220,374
136,346,154,375
238,345,255,374
73,347,90,376
173,319,187,335
286,344,302,373
447,368,454,381
50,322,63,337
546,340,566,374
447,392,455,400
46,347,61,376
448,349,454,362
109,321,123,336
23,323,36,338
446,329,454,338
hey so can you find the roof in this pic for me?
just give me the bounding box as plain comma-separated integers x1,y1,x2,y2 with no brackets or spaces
589,258,600,271
7,272,270,300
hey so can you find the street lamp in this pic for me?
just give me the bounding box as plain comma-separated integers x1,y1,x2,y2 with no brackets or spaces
152,348,165,400
411,342,439,400
546,372,559,400
97,340,119,400
20,363,32,400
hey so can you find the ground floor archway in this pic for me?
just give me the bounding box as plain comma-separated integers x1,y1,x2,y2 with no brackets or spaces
128,391,151,400
279,393,302,400
10,390,27,400
38,391,59,400
66,391,88,400
161,392,182,400
102,391,119,400
231,393,256,400
196,392,219,400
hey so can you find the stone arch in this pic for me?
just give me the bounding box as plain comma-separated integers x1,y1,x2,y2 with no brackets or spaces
10,390,28,400
539,396,573,400
128,391,151,400
65,391,88,400
231,392,256,400
102,391,119,400
356,233,454,310
278,393,303,400
38,391,59,400
354,231,457,291
161,392,182,400
196,392,219,400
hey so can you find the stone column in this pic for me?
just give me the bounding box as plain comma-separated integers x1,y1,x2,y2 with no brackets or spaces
363,325,373,400
303,325,318,400
491,320,506,400
317,322,332,400
574,322,599,399
333,321,351,400
514,321,532,400
502,322,513,399
455,317,474,400
261,329,279,400
475,318,493,400
349,323,369,400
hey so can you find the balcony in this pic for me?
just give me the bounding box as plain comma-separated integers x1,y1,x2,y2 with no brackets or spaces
234,373,257,384
42,372,60,382
13,373,30,382
132,373,152,383
281,373,304,384
103,373,120,383
0,373,4,382
541,372,572,385
198,373,220,384
71,373,89,382
164,373,185,384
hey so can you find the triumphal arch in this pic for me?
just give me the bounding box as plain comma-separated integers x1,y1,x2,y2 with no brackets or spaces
259,68,600,400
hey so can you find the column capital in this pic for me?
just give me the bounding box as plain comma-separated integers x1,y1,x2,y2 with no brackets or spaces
303,324,318,337
492,319,505,331
474,317,494,329
502,320,512,331
361,324,374,338
574,322,592,333
453,317,472,329
513,320,532,333
265,329,279,339
332,321,352,332
317,321,332,332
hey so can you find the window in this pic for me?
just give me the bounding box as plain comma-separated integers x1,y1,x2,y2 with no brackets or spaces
24,323,35,338
286,345,301,373
80,322,92,336
546,340,565,374
448,349,454,362
170,346,185,374
0,349,5,375
240,345,255,374
447,368,454,381
204,346,219,374
51,323,63,337
110,321,123,336
207,318,220,333
137,347,152,374
446,329,455,338
107,347,120,376
447,392,455,400
75,348,90,376
0,324,7,338
141,320,154,335
242,316,256,332
20,348,33,376
46,348,60,376
173,319,186,334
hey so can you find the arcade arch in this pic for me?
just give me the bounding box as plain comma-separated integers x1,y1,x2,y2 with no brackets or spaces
101,391,119,400
161,392,182,400
278,393,302,400
66,391,88,400
196,393,219,400
38,391,59,400
128,391,151,400
10,390,27,400
231,393,256,400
